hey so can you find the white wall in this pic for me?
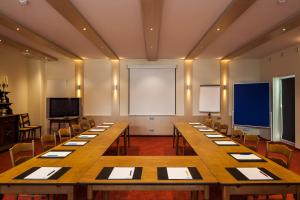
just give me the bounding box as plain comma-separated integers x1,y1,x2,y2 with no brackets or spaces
0,46,28,114
192,59,220,115
84,59,112,116
119,59,185,116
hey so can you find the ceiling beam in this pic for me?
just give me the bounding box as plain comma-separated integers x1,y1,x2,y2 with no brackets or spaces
141,0,163,61
186,0,256,60
223,12,300,59
0,12,81,60
0,34,57,61
46,0,118,60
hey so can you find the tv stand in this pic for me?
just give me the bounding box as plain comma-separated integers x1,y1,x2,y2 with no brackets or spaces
48,117,79,134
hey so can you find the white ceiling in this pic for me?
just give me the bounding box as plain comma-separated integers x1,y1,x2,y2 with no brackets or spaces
0,0,300,60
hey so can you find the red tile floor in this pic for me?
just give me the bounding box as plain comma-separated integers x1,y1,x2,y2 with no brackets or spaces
0,136,299,200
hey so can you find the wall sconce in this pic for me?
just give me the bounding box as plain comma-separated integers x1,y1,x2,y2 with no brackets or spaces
113,85,118,91
222,85,227,90
186,85,191,90
76,85,81,90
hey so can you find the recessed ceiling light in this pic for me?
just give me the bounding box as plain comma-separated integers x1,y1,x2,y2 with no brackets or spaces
150,27,153,31
16,27,20,31
82,27,87,31
0,39,2,42
19,0,29,6
277,0,287,4
25,49,29,52
216,28,221,31
282,28,286,31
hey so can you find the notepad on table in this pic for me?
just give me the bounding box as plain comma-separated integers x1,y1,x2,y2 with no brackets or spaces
40,151,72,158
206,134,225,138
167,167,193,180
78,134,97,139
64,141,87,146
189,122,201,125
108,167,135,180
103,122,114,125
230,153,263,161
214,140,237,146
89,128,105,132
193,125,207,128
237,167,274,180
198,128,214,132
24,167,62,180
96,125,110,128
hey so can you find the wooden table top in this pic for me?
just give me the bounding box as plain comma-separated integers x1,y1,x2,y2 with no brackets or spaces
0,122,129,185
79,156,217,185
174,122,300,185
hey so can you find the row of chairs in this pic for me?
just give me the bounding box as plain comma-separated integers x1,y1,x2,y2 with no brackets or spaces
204,118,293,169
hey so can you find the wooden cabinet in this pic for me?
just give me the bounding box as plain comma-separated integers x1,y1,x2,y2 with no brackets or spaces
0,115,19,152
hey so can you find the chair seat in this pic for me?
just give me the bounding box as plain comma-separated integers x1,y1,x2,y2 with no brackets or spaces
24,125,41,129
15,156,32,166
269,157,288,168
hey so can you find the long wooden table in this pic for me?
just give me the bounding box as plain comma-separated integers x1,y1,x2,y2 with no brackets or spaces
79,156,217,200
0,122,129,199
174,122,300,199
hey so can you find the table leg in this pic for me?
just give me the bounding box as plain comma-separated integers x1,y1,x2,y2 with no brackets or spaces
67,192,74,200
123,131,127,155
176,130,180,155
127,126,130,147
116,138,120,155
102,191,109,200
87,186,93,200
173,126,176,148
222,187,230,200
204,185,209,200
191,191,199,200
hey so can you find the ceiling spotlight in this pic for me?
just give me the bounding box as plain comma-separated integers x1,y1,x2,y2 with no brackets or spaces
16,27,20,31
216,28,221,31
82,27,87,31
282,27,286,31
0,39,2,42
19,0,29,6
277,0,287,4
150,27,153,31
25,49,29,52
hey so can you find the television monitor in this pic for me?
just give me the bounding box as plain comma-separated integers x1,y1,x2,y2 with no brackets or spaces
47,98,81,118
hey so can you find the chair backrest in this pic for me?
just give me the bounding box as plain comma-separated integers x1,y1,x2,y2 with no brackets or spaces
58,127,72,142
89,119,96,128
9,140,34,167
41,133,56,151
231,129,243,139
266,142,293,168
20,113,31,127
213,121,221,131
243,134,260,151
71,124,82,135
80,119,91,131
219,124,228,135
204,118,213,128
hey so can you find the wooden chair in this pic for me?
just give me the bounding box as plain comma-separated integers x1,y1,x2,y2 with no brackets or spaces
89,119,96,128
204,118,213,128
243,134,260,151
80,118,91,131
71,124,82,136
41,133,57,151
9,140,34,167
213,121,221,131
231,129,243,141
219,124,228,135
58,127,72,143
266,142,293,168
20,113,42,139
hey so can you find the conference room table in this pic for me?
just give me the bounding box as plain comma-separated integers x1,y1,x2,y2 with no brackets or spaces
79,156,217,200
0,122,129,199
174,122,300,199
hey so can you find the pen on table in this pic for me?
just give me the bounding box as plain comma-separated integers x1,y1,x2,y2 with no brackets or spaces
259,170,270,178
129,170,132,176
47,170,56,177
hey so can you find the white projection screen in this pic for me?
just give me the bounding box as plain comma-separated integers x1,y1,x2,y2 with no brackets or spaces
199,85,220,113
129,65,176,115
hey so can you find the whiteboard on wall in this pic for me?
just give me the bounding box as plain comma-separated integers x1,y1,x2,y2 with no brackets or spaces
129,65,176,115
84,60,112,116
199,85,220,113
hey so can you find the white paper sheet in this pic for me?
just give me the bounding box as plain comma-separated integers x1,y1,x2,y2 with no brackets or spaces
237,168,273,180
41,151,72,158
206,134,225,138
108,167,135,180
167,167,192,180
231,153,262,160
24,167,62,180
89,128,105,132
193,125,207,128
189,122,201,125
198,128,214,132
103,122,114,125
96,125,110,128
214,141,237,145
64,141,87,146
78,134,97,139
